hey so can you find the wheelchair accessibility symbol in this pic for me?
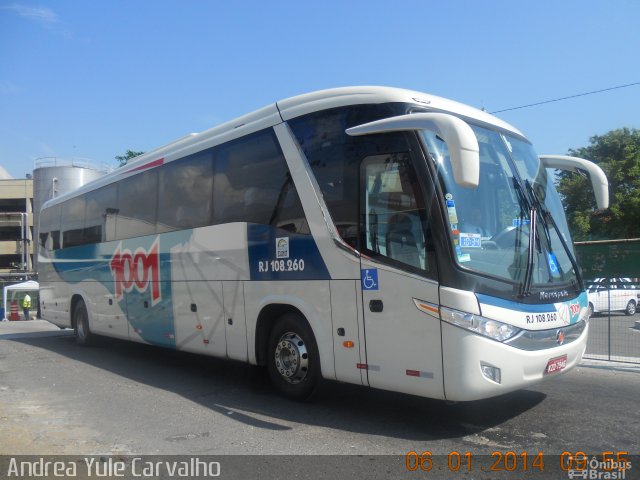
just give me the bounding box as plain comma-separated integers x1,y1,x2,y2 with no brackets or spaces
547,252,560,277
361,268,379,290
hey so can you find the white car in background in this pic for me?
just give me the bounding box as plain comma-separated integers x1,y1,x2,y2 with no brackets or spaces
587,277,640,316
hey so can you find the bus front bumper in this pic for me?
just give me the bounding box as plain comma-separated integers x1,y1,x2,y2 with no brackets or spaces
441,321,588,401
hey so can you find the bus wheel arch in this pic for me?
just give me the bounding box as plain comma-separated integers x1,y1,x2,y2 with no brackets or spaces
71,295,93,346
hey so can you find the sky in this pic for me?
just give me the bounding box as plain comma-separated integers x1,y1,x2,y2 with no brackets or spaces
1,1,639,179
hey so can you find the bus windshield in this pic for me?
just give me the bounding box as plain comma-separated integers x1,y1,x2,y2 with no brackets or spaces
421,125,578,290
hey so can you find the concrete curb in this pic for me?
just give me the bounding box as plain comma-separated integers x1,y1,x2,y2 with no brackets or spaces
579,358,640,374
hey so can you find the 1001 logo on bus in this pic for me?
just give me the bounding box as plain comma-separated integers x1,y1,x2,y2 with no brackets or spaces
109,239,161,305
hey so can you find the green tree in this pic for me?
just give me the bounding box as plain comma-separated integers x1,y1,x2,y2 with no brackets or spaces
115,149,144,167
556,128,640,240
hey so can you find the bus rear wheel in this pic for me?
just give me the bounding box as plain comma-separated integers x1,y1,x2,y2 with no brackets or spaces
74,300,94,346
267,313,320,401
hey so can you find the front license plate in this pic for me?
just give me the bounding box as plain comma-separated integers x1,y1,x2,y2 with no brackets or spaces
545,355,568,375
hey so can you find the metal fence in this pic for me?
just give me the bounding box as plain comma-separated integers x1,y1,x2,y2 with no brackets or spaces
575,239,640,364
583,278,640,363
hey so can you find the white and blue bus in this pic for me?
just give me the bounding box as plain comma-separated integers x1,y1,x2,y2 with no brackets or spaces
38,87,608,401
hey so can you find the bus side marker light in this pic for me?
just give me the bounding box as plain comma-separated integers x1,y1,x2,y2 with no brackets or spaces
406,369,434,379
203,339,210,345
196,324,203,330
357,363,380,372
343,341,354,348
413,299,440,319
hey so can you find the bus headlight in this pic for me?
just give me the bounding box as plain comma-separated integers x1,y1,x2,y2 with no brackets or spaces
440,307,520,342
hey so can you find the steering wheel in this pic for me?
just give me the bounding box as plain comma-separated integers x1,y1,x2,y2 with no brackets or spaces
489,226,530,250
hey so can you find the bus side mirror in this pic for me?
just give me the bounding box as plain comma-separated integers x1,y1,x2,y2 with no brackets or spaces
346,113,480,188
539,155,609,209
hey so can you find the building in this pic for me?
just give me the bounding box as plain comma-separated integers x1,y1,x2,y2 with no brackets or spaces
0,159,109,277
0,178,33,275
0,160,107,319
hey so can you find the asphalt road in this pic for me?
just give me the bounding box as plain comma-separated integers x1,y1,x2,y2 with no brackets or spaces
0,321,639,478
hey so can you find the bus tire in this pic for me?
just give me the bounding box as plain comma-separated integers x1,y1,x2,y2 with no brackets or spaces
267,312,320,401
74,300,94,346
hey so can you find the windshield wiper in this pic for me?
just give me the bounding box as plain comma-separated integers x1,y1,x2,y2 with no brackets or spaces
524,180,556,284
521,207,536,297
523,180,584,293
510,177,536,297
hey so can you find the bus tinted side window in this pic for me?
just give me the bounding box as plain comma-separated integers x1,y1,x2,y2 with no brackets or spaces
53,127,308,245
39,208,51,249
115,170,158,240
269,179,310,234
157,151,214,232
62,196,85,248
84,184,117,244
213,129,308,234
39,204,61,251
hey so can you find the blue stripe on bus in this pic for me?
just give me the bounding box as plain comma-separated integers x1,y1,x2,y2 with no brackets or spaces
50,234,180,348
46,225,330,349
476,292,588,313
47,243,106,281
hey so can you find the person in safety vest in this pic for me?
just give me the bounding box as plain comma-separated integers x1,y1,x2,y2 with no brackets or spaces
22,294,31,320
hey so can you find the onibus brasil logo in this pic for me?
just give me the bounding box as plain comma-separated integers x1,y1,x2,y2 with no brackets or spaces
109,238,161,305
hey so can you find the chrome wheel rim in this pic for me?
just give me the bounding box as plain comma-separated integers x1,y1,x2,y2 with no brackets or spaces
274,332,309,384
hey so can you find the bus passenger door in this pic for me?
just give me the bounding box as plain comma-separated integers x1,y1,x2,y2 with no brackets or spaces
358,151,444,399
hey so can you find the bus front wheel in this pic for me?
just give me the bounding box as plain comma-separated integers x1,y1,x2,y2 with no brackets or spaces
73,300,94,346
267,313,320,401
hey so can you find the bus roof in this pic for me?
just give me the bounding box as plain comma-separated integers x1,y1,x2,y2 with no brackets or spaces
276,86,522,135
43,86,525,208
